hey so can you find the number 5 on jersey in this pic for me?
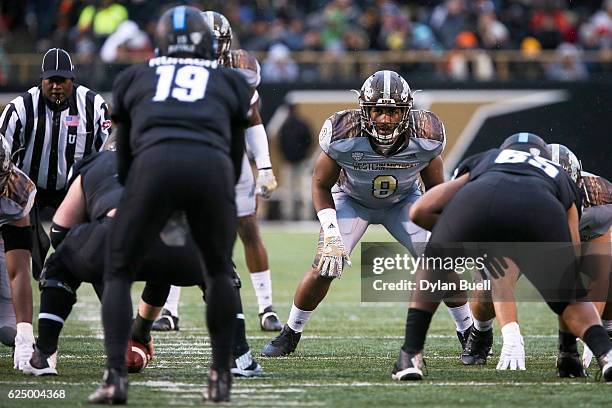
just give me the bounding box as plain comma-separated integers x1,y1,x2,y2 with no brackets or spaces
153,65,209,102
372,175,398,199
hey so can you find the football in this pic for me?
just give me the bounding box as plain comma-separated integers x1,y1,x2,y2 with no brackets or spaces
125,339,151,373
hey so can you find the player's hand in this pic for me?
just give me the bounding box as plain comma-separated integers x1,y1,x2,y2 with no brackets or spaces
317,235,351,278
496,333,526,370
255,168,278,199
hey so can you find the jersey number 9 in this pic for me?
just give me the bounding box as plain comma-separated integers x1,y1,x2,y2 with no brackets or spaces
372,175,398,199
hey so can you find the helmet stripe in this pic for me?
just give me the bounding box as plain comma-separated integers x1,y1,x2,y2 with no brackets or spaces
551,144,560,164
383,70,391,100
173,6,186,30
518,132,529,142
203,11,214,31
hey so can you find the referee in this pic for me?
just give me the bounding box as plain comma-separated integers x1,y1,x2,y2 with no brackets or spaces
0,48,110,277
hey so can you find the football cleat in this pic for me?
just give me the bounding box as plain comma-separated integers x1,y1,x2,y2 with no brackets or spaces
391,349,425,381
460,328,493,365
231,350,262,378
205,368,232,402
13,333,34,371
556,351,587,378
23,346,57,376
151,309,179,332
457,326,472,350
88,368,128,404
259,306,282,332
596,348,612,382
260,324,301,357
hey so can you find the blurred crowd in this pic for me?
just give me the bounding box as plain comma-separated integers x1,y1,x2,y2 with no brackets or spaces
1,0,612,85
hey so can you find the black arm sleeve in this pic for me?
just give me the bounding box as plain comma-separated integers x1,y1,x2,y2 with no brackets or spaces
115,122,132,185
111,68,134,185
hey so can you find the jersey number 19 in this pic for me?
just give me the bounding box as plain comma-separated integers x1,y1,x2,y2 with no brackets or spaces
153,65,209,102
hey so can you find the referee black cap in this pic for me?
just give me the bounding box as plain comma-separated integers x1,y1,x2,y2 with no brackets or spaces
500,132,551,160
41,48,75,80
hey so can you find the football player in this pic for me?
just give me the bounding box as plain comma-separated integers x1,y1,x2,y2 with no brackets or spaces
0,138,37,370
261,70,474,357
89,7,252,403
396,133,612,382
153,10,281,333
23,142,261,379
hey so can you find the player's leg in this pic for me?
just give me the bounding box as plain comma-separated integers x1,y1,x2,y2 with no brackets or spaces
0,242,16,348
152,285,181,331
235,153,281,331
384,196,473,349
261,194,368,357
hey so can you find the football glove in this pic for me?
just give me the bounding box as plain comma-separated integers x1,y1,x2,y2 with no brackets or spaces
497,332,526,370
255,168,278,199
317,235,351,278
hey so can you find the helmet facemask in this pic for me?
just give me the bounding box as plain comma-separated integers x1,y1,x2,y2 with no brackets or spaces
358,71,413,154
202,11,233,63
549,143,582,186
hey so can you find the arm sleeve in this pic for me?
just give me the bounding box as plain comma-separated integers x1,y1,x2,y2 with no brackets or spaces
245,123,271,169
0,102,22,160
93,96,111,152
318,119,333,156
111,69,134,185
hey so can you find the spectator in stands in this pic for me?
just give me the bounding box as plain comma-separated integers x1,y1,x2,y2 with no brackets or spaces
77,0,128,47
262,43,299,83
588,0,612,49
446,31,495,80
546,42,589,81
478,11,510,49
100,20,152,63
430,0,471,49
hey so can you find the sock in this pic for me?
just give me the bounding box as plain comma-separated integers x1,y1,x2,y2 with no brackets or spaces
37,319,63,355
131,314,153,344
602,319,612,333
447,303,472,333
102,280,132,374
206,274,237,371
287,303,313,333
474,318,494,332
37,286,76,354
233,289,249,357
250,270,273,313
558,330,578,353
164,286,181,317
582,325,612,358
402,308,434,353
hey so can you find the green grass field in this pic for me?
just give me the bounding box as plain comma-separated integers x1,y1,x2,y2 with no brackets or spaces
0,226,607,407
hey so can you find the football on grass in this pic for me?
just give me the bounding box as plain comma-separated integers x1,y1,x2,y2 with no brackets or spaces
125,339,150,373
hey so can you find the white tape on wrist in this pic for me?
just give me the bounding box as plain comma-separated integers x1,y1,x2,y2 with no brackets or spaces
317,208,340,237
245,124,272,169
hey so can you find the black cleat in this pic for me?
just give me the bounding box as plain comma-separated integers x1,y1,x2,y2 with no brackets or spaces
151,309,179,332
460,328,493,365
88,368,128,404
457,326,472,350
260,324,301,357
556,351,587,378
231,350,262,378
206,368,232,402
597,348,612,382
391,349,425,381
259,306,282,331
23,346,57,376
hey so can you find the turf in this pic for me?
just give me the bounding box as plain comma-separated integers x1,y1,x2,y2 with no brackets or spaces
0,226,607,407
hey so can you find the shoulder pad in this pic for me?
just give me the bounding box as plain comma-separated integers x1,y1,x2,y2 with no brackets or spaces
318,109,362,154
408,110,446,144
230,49,261,88
582,174,612,207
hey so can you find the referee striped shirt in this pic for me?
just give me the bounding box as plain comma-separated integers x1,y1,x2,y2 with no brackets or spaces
0,85,110,191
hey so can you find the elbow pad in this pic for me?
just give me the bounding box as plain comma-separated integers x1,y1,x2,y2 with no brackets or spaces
50,222,70,249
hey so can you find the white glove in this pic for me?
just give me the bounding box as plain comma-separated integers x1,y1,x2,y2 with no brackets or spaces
255,168,278,199
316,208,351,278
497,322,526,370
580,339,594,369
317,235,351,278
14,323,35,371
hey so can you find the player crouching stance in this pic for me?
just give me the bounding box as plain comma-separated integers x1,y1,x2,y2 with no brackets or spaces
393,133,612,382
262,70,474,357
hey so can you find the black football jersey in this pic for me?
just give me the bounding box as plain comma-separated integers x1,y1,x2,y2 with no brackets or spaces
71,151,122,221
111,56,251,156
456,148,582,212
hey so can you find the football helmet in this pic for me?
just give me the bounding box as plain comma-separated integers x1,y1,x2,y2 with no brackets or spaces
156,6,216,60
548,143,582,184
201,11,233,63
499,132,551,160
359,70,413,151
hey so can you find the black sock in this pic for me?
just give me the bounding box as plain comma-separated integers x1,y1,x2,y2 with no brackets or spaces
402,308,434,353
131,314,153,344
205,274,237,371
37,287,76,354
102,279,132,374
233,289,249,357
558,330,578,353
583,325,612,358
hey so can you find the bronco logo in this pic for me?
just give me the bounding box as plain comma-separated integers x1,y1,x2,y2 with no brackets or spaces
352,152,364,161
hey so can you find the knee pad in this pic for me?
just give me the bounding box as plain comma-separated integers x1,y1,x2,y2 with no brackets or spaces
1,225,33,252
49,222,70,249
39,277,77,297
